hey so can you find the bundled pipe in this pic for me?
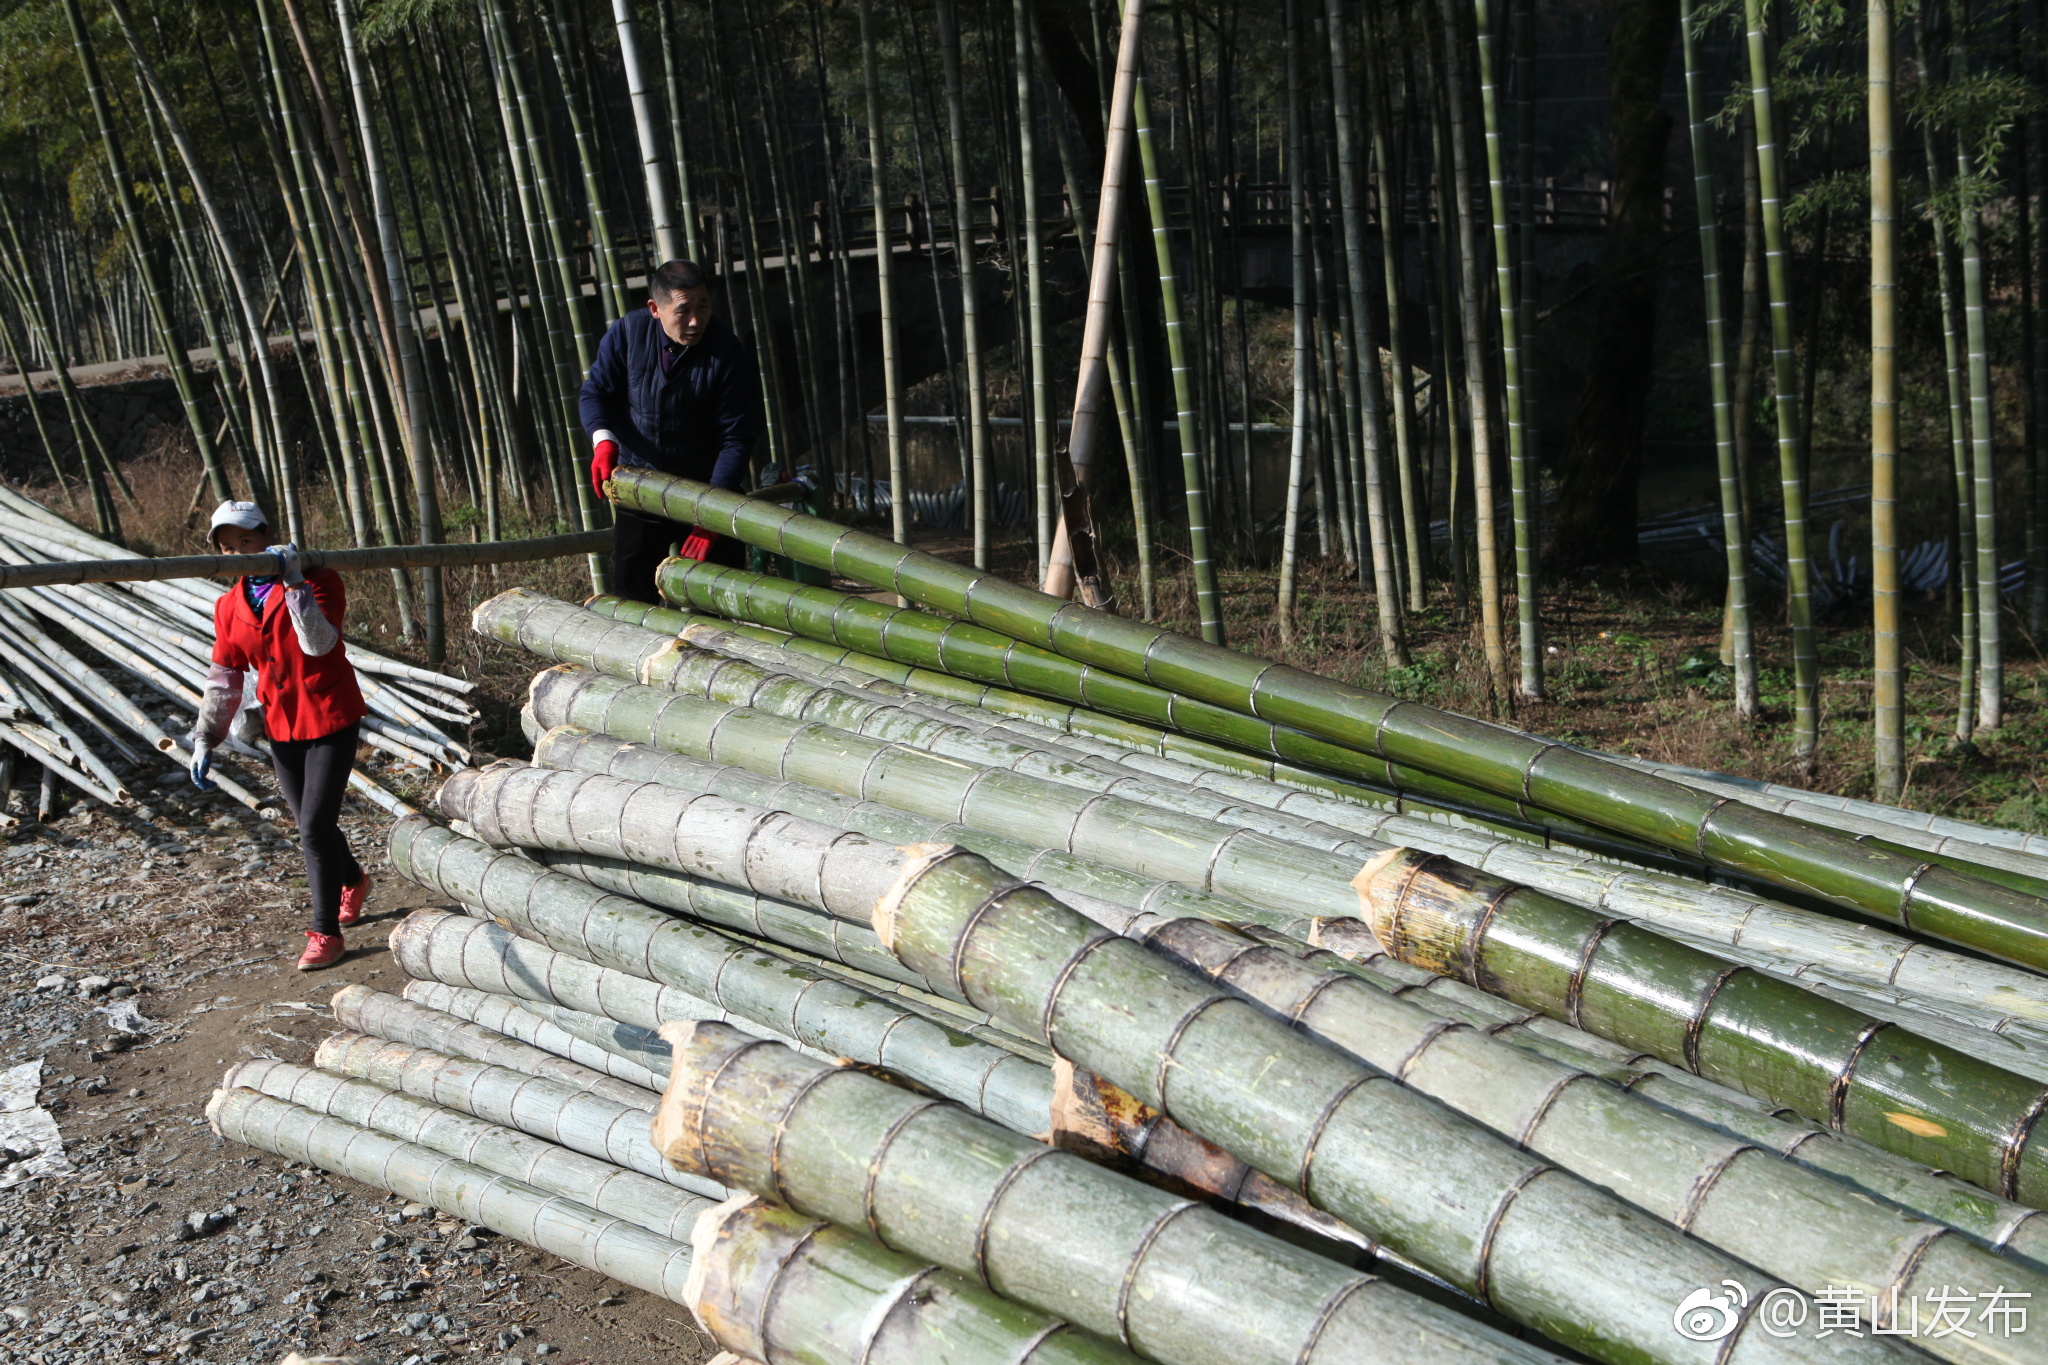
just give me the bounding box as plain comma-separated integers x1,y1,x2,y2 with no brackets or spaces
613,471,2048,972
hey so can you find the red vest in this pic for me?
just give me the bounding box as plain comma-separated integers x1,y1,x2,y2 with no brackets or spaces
210,568,368,743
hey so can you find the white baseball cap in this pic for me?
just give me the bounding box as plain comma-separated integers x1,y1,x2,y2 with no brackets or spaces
207,500,271,545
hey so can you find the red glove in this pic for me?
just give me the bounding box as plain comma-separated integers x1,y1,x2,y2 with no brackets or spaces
590,440,618,500
677,526,718,561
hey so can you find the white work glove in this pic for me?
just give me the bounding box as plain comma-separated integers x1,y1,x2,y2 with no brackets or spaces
266,542,305,587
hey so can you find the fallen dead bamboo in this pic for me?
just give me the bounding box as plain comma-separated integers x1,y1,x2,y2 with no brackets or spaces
869,844,1904,1365
0,527,615,590
653,1020,1564,1365
686,1195,1142,1365
225,1057,710,1240
1355,847,2048,1206
205,1087,695,1304
385,827,1055,1135
1131,915,2048,1356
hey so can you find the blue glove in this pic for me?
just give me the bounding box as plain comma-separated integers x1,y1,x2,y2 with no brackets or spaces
266,542,305,587
189,738,215,791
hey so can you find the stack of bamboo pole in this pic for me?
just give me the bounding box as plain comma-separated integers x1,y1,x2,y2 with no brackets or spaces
0,484,474,823
207,469,2048,1364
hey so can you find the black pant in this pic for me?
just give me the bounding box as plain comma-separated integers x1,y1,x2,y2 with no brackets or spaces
611,507,744,606
270,722,364,936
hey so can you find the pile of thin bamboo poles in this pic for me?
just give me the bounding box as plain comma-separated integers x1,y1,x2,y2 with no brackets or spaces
208,478,2048,1364
0,484,469,825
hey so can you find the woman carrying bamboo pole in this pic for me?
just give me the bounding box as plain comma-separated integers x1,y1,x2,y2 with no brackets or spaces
188,501,371,971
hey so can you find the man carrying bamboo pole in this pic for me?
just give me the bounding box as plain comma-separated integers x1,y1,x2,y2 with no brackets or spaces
580,260,758,604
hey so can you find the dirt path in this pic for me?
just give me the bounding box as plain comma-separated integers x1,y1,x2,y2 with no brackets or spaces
0,792,711,1365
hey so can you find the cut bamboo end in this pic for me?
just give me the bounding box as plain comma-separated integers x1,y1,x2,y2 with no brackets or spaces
873,842,967,950
1351,847,1483,977
685,1194,765,1354
649,1020,752,1176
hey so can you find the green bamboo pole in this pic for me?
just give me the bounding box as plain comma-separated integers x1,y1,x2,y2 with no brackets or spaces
522,660,1383,924
525,722,1296,944
655,1020,1562,1365
329,983,666,1105
226,1057,709,1240
688,1194,1141,1365
1475,0,1539,698
1743,0,1818,763
611,473,2048,975
872,847,1903,1365
612,0,677,261
652,0,704,265
1015,0,1053,574
388,980,672,1093
387,825,1053,1134
206,1088,696,1303
59,0,233,506
1136,915,2048,1355
1133,72,1223,644
1258,921,2048,1275
1357,847,2048,1207
1678,0,1756,720
1434,0,1509,712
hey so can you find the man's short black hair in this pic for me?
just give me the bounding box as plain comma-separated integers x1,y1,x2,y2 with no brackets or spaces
649,260,708,299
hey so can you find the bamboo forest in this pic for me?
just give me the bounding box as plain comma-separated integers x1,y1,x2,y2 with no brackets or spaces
21,0,2048,1359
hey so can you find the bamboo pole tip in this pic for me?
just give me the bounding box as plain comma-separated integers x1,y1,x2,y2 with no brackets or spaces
1350,847,1428,928
202,1085,236,1137
872,843,967,949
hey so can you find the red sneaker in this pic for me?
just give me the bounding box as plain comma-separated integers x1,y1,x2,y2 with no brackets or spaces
297,931,345,971
337,874,372,928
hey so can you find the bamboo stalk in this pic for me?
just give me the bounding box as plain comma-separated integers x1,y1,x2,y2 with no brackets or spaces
1132,72,1223,644
687,1194,1141,1365
393,979,672,1092
527,723,1290,942
206,1087,696,1304
1475,0,1539,697
407,980,680,1082
522,663,1366,924
654,1020,1561,1365
1743,0,1818,763
1276,920,2048,1273
857,0,907,547
226,1057,709,1240
1356,847,2048,1207
387,827,1054,1135
1677,0,1756,721
330,983,664,1107
1139,915,2048,1355
871,846,1897,1365
0,528,612,591
611,473,2048,975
